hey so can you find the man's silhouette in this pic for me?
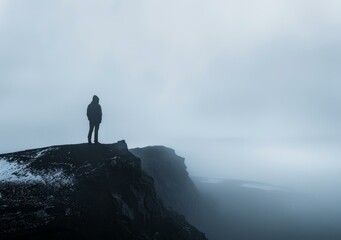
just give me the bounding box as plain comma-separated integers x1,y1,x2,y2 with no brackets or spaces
87,95,102,144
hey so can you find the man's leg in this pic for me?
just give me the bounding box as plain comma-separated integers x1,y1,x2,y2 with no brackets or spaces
94,123,100,144
88,122,95,143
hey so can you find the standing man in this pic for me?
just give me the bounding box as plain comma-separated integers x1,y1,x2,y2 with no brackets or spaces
87,95,102,144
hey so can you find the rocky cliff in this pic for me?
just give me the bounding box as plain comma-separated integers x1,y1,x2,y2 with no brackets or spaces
130,146,211,234
130,146,201,219
130,146,229,240
0,141,207,240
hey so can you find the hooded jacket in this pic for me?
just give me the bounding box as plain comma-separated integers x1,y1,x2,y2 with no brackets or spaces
87,95,102,124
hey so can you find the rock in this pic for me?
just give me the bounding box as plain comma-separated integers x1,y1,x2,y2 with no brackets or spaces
130,146,221,240
0,141,206,240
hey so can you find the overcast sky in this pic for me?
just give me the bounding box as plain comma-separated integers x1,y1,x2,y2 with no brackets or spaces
1,0,341,188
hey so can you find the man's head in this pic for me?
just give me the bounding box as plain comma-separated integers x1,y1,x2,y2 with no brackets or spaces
92,95,99,104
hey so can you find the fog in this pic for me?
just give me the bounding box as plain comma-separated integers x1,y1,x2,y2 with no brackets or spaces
1,0,341,238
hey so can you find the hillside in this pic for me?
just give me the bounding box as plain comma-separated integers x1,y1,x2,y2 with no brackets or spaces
130,146,222,240
0,141,206,240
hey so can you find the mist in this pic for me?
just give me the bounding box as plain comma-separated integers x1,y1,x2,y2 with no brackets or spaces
1,0,341,239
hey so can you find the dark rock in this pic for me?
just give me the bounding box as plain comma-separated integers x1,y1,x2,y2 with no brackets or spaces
130,146,201,217
0,141,206,240
130,146,227,240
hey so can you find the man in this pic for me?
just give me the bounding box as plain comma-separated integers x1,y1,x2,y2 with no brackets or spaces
87,95,102,144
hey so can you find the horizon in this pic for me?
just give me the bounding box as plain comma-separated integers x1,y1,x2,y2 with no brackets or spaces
1,0,341,197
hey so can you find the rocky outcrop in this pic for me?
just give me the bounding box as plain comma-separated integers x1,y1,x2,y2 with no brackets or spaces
130,146,204,231
0,141,206,240
130,146,232,240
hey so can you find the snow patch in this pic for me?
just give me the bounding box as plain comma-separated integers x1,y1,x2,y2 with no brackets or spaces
32,147,58,158
33,149,49,158
0,158,74,187
39,169,74,187
0,159,42,183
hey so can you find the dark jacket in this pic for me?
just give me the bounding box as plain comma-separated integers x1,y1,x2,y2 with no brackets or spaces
87,96,102,124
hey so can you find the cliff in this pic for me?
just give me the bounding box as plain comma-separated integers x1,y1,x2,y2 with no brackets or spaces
0,141,206,240
130,146,228,240
130,146,201,219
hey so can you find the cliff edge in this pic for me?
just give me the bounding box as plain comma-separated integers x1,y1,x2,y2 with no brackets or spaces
0,141,206,240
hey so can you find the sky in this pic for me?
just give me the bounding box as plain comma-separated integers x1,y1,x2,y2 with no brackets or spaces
1,0,341,191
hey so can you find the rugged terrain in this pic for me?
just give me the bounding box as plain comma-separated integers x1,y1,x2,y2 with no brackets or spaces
0,141,206,240
130,146,222,240
130,146,201,219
